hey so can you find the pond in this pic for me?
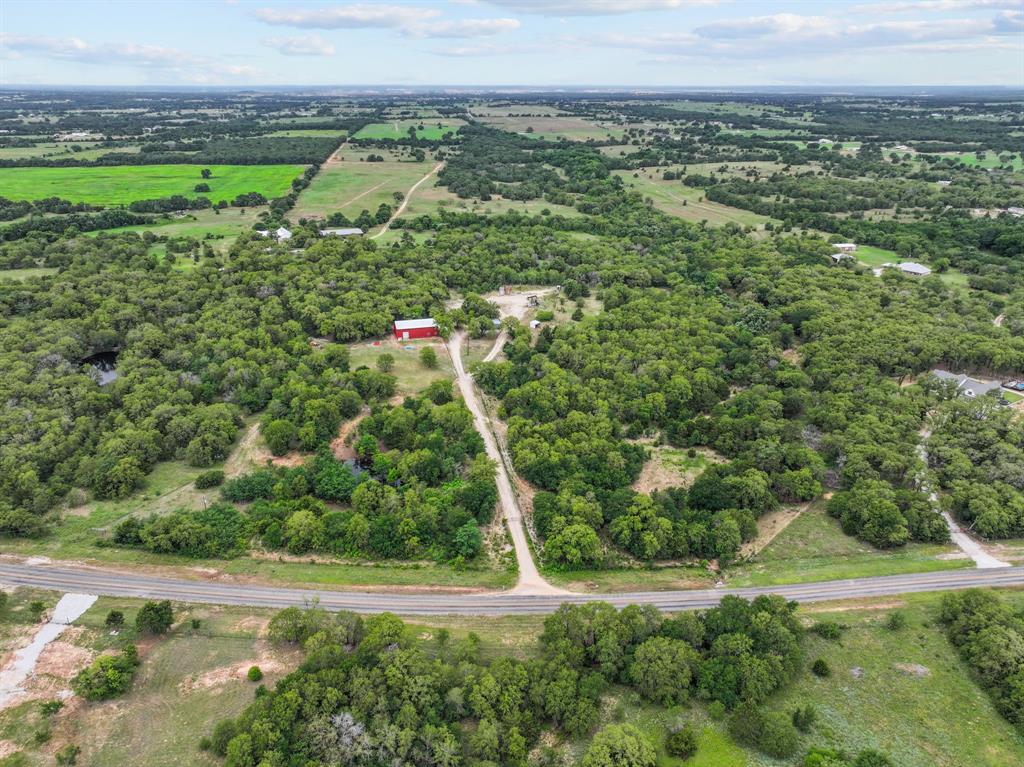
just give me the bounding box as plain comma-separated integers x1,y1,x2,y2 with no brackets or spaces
83,350,119,385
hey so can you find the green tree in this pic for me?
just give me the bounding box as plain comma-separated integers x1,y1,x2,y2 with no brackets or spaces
581,724,656,767
135,600,173,634
420,346,438,369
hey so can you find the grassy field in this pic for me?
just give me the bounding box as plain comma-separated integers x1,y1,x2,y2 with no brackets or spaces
0,267,58,281
0,142,140,161
757,592,1024,766
480,114,624,141
84,206,266,251
291,159,433,221
263,129,347,138
347,336,453,398
855,244,901,267
354,119,465,141
0,165,305,205
397,180,580,221
728,502,969,586
941,151,1024,171
613,169,776,228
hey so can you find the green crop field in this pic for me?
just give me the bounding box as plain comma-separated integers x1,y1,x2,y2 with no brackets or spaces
0,164,305,205
354,119,465,140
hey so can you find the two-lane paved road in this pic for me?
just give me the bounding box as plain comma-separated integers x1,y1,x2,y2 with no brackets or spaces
2,562,1022,616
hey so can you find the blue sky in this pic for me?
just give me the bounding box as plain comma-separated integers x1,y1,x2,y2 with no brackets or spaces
1,0,1021,87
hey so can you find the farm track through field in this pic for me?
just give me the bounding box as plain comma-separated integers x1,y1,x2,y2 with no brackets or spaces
371,161,444,239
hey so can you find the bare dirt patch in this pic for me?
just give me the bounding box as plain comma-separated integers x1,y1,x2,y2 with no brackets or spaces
0,740,18,759
632,446,724,494
180,642,291,694
331,411,367,461
781,348,803,365
33,630,93,681
740,504,806,558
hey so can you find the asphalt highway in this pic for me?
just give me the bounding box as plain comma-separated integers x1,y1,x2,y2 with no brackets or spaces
1,562,1022,616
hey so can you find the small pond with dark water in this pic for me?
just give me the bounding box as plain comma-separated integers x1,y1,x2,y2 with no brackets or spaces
82,350,119,385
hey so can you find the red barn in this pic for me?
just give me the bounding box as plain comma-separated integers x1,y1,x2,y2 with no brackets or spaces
393,318,438,340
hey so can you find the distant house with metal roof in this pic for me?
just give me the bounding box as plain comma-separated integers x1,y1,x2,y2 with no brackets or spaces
897,262,931,276
931,370,1004,400
319,228,364,237
255,227,292,241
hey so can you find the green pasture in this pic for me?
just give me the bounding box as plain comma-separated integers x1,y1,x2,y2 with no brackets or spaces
0,165,305,205
354,119,464,141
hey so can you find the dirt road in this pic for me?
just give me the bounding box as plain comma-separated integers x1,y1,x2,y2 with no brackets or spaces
446,288,562,594
370,161,444,240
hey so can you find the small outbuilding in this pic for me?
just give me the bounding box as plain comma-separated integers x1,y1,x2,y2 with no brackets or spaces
393,318,438,340
319,228,364,237
897,262,931,277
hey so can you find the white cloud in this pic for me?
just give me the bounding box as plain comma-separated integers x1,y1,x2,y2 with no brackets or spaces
584,11,1022,60
0,33,262,81
410,18,521,38
431,41,545,56
255,3,520,38
262,34,336,55
484,0,719,15
254,4,439,30
853,0,1022,12
0,34,197,67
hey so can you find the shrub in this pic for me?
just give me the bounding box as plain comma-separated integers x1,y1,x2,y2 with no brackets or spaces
707,700,726,721
263,419,296,456
55,744,80,766
247,665,263,682
811,658,831,677
136,600,173,634
419,346,438,369
72,645,139,700
194,470,225,489
376,353,394,372
535,310,554,322
810,621,844,641
665,725,698,759
40,700,63,716
28,601,46,622
221,470,276,502
729,703,798,759
792,704,817,733
884,611,906,631
104,610,124,628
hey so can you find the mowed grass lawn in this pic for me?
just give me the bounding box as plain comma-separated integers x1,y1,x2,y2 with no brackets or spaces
728,501,969,586
292,159,434,220
354,119,465,140
0,164,305,205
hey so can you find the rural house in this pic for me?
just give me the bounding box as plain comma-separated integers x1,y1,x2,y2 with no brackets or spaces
393,318,438,340
931,370,1005,400
832,243,857,253
319,228,364,237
